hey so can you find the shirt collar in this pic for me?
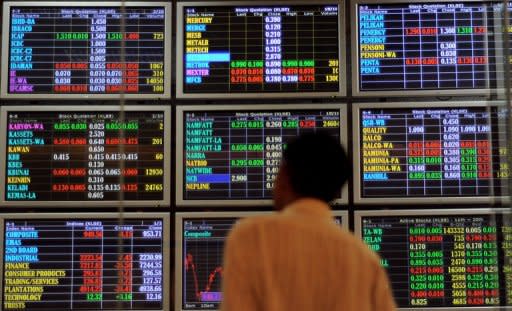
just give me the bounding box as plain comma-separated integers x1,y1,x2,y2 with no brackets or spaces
281,198,333,220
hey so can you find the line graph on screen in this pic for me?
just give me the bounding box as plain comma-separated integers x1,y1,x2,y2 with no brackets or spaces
185,253,223,302
182,217,237,309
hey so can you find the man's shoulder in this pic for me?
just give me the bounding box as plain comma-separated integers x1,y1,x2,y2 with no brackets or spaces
224,214,273,248
336,228,384,266
227,213,291,239
232,214,276,231
228,213,382,265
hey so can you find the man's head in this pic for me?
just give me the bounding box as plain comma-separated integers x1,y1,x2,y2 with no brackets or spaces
273,131,350,210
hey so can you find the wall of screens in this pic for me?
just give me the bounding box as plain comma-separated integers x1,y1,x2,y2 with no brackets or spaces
0,0,509,310
0,212,170,311
0,106,171,207
353,102,509,204
176,104,348,206
174,211,348,311
355,209,511,309
176,1,345,98
0,1,172,100
351,0,510,97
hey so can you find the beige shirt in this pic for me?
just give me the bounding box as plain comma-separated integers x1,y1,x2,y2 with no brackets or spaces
221,198,396,311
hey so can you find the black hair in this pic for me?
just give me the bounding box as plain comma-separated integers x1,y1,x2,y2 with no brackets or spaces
282,131,350,202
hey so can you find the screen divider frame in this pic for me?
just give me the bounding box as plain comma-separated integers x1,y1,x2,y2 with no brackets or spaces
352,101,508,205
0,212,171,311
176,103,349,207
0,1,172,100
350,0,494,98
176,0,346,99
0,105,171,207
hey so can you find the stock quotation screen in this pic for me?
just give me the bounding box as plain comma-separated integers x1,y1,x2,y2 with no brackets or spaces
361,214,502,308
2,218,163,310
181,217,235,310
5,111,166,202
359,107,508,198
183,109,341,200
7,6,166,96
182,4,341,94
181,215,344,309
357,2,493,92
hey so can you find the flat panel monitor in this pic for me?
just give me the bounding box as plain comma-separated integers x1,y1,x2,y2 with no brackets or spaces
0,106,171,207
351,0,497,97
355,209,505,309
1,1,172,100
176,104,348,206
0,212,170,310
175,211,347,311
176,1,345,98
353,102,508,204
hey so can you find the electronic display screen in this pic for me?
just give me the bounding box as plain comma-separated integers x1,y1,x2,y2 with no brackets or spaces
356,105,508,202
2,217,164,310
2,3,170,99
1,107,170,206
358,212,502,308
177,213,344,310
181,217,234,310
178,106,346,205
354,1,495,95
178,2,344,97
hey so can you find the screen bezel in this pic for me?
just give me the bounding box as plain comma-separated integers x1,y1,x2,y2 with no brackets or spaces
350,0,493,97
353,208,504,311
174,211,272,311
176,0,346,99
332,210,349,229
352,101,507,205
176,103,349,207
0,105,171,207
0,1,172,100
0,212,171,311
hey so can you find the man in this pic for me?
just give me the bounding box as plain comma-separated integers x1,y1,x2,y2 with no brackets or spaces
221,131,396,311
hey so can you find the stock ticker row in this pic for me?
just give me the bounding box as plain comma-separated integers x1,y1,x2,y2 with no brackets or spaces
0,103,508,206
0,1,510,206
2,0,512,99
0,210,511,310
0,102,511,311
1,105,511,310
